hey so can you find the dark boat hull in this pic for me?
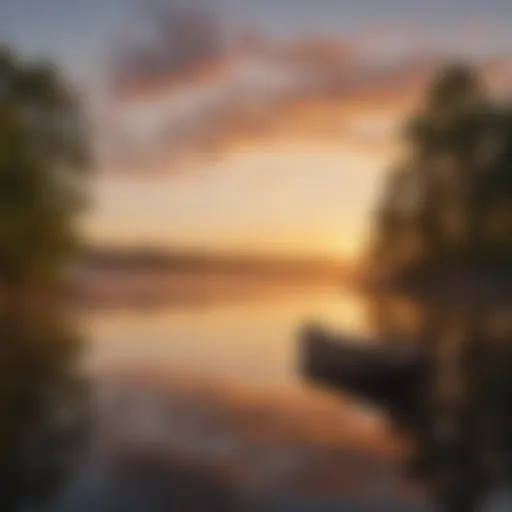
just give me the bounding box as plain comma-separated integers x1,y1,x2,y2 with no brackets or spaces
299,324,425,420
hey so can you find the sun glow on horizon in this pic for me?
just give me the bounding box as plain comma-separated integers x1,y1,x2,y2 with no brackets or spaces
83,142,388,261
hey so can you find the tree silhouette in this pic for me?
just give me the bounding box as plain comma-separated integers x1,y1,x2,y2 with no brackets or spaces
366,65,512,509
373,64,512,280
0,46,90,510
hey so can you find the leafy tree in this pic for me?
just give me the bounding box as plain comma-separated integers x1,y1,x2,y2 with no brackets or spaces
367,65,512,511
0,45,90,510
373,64,512,280
0,46,88,287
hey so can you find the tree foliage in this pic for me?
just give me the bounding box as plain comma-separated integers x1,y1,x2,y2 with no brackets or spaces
373,64,512,279
0,46,90,510
0,45,89,287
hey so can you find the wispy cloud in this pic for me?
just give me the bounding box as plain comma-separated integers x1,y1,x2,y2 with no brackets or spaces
103,2,512,175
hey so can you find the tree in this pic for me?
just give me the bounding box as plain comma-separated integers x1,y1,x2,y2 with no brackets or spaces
0,46,90,510
372,64,512,280
0,46,88,287
367,64,512,512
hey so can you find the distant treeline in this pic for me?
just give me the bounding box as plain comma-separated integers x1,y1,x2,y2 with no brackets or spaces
80,247,347,279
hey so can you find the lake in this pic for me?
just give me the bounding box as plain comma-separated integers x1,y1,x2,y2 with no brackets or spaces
58,282,427,511
82,285,372,387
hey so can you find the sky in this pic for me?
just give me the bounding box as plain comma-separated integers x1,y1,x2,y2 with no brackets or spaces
3,0,512,260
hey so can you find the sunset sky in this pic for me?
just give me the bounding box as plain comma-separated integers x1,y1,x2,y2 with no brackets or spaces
3,0,512,259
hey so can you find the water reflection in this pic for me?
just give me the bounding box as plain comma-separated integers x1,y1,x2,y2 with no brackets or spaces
77,288,415,510
0,297,89,511
83,289,370,387
306,291,512,511
48,284,512,511
406,296,512,512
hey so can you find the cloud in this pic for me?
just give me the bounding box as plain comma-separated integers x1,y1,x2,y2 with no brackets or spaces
110,1,232,101
103,3,512,175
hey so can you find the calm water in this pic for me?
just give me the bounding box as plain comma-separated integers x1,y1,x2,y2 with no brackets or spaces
62,284,420,510
82,285,372,389
76,280,512,512
15,279,512,511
